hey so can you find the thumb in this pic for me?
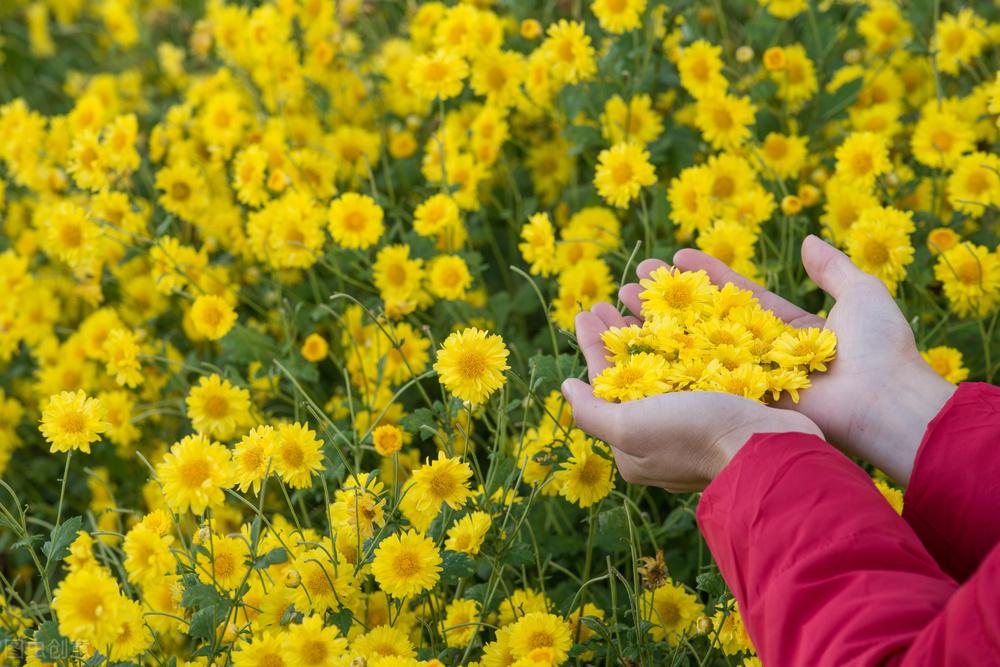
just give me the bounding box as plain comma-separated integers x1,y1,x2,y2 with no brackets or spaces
561,378,620,445
801,234,868,301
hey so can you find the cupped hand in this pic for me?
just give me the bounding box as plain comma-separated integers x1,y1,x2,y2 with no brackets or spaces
619,235,955,485
563,303,823,493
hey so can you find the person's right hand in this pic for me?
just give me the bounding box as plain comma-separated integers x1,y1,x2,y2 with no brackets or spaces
619,235,956,485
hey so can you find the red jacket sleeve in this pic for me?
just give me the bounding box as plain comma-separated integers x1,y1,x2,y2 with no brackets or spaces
903,382,1000,582
697,432,999,666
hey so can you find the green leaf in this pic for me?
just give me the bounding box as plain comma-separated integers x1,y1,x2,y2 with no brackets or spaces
220,325,279,364
528,353,577,393
253,547,288,569
696,571,727,598
328,607,355,636
402,407,438,441
662,506,695,538
181,576,222,609
440,551,476,583
819,77,863,122
593,507,630,553
42,516,82,566
188,606,221,639
34,621,73,662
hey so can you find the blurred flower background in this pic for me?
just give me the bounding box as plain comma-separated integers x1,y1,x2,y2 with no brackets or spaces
0,0,997,665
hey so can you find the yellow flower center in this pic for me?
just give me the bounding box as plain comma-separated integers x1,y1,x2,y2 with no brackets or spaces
199,304,223,327
527,630,554,650
930,129,954,153
711,175,734,199
343,210,367,232
75,591,105,622
58,222,84,248
423,60,448,83
171,182,191,201
203,394,229,419
486,66,507,91
258,652,285,667
656,600,680,625
457,349,487,379
711,242,735,265
281,441,304,468
213,550,235,578
711,107,734,131
862,239,889,266
943,27,965,53
691,58,709,81
556,39,576,64
429,470,457,498
956,260,981,285
180,458,211,488
604,0,628,12
965,170,989,195
300,640,328,663
662,283,693,309
610,160,633,185
59,411,86,435
393,551,420,577
575,455,603,486
850,150,873,175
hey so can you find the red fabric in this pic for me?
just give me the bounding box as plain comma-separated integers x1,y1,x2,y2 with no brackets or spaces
903,382,1000,582
697,381,1000,666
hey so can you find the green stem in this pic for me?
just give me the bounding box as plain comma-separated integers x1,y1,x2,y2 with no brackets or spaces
55,450,72,527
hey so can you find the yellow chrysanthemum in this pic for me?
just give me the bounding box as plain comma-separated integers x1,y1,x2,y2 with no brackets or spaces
642,580,703,645
156,434,234,515
921,346,970,384
327,193,385,250
39,390,109,454
555,431,615,507
186,373,252,441
445,510,492,555
594,141,657,209
934,243,1000,318
591,0,646,34
190,294,237,341
434,327,510,404
371,530,442,599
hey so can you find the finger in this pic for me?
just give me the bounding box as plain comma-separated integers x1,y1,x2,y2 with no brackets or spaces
561,379,621,445
800,234,870,301
609,447,649,486
623,315,641,326
591,301,627,330
636,258,669,280
673,248,823,327
618,283,644,319
574,312,612,382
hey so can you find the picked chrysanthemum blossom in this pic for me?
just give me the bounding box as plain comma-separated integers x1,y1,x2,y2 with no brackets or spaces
592,268,837,403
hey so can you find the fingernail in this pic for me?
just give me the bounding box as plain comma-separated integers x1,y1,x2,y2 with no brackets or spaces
561,379,577,400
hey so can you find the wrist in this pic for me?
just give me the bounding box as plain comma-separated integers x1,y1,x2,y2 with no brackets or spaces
711,411,823,477
861,361,956,485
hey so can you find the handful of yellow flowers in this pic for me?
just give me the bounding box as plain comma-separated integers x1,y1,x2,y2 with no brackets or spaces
593,268,837,403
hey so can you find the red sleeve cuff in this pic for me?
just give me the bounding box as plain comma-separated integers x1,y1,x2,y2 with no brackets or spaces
903,382,1000,581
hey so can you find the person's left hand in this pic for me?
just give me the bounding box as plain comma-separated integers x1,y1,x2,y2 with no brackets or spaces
563,303,824,492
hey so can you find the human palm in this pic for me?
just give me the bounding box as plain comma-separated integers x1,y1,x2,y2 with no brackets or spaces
565,302,822,493
618,235,954,483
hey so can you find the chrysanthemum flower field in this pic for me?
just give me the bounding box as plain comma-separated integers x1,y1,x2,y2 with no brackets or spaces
0,0,998,665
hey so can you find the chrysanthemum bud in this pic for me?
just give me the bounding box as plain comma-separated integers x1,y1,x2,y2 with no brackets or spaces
781,195,803,216
763,46,786,71
798,184,820,207
735,46,754,63
520,18,541,40
284,568,301,588
844,48,861,64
